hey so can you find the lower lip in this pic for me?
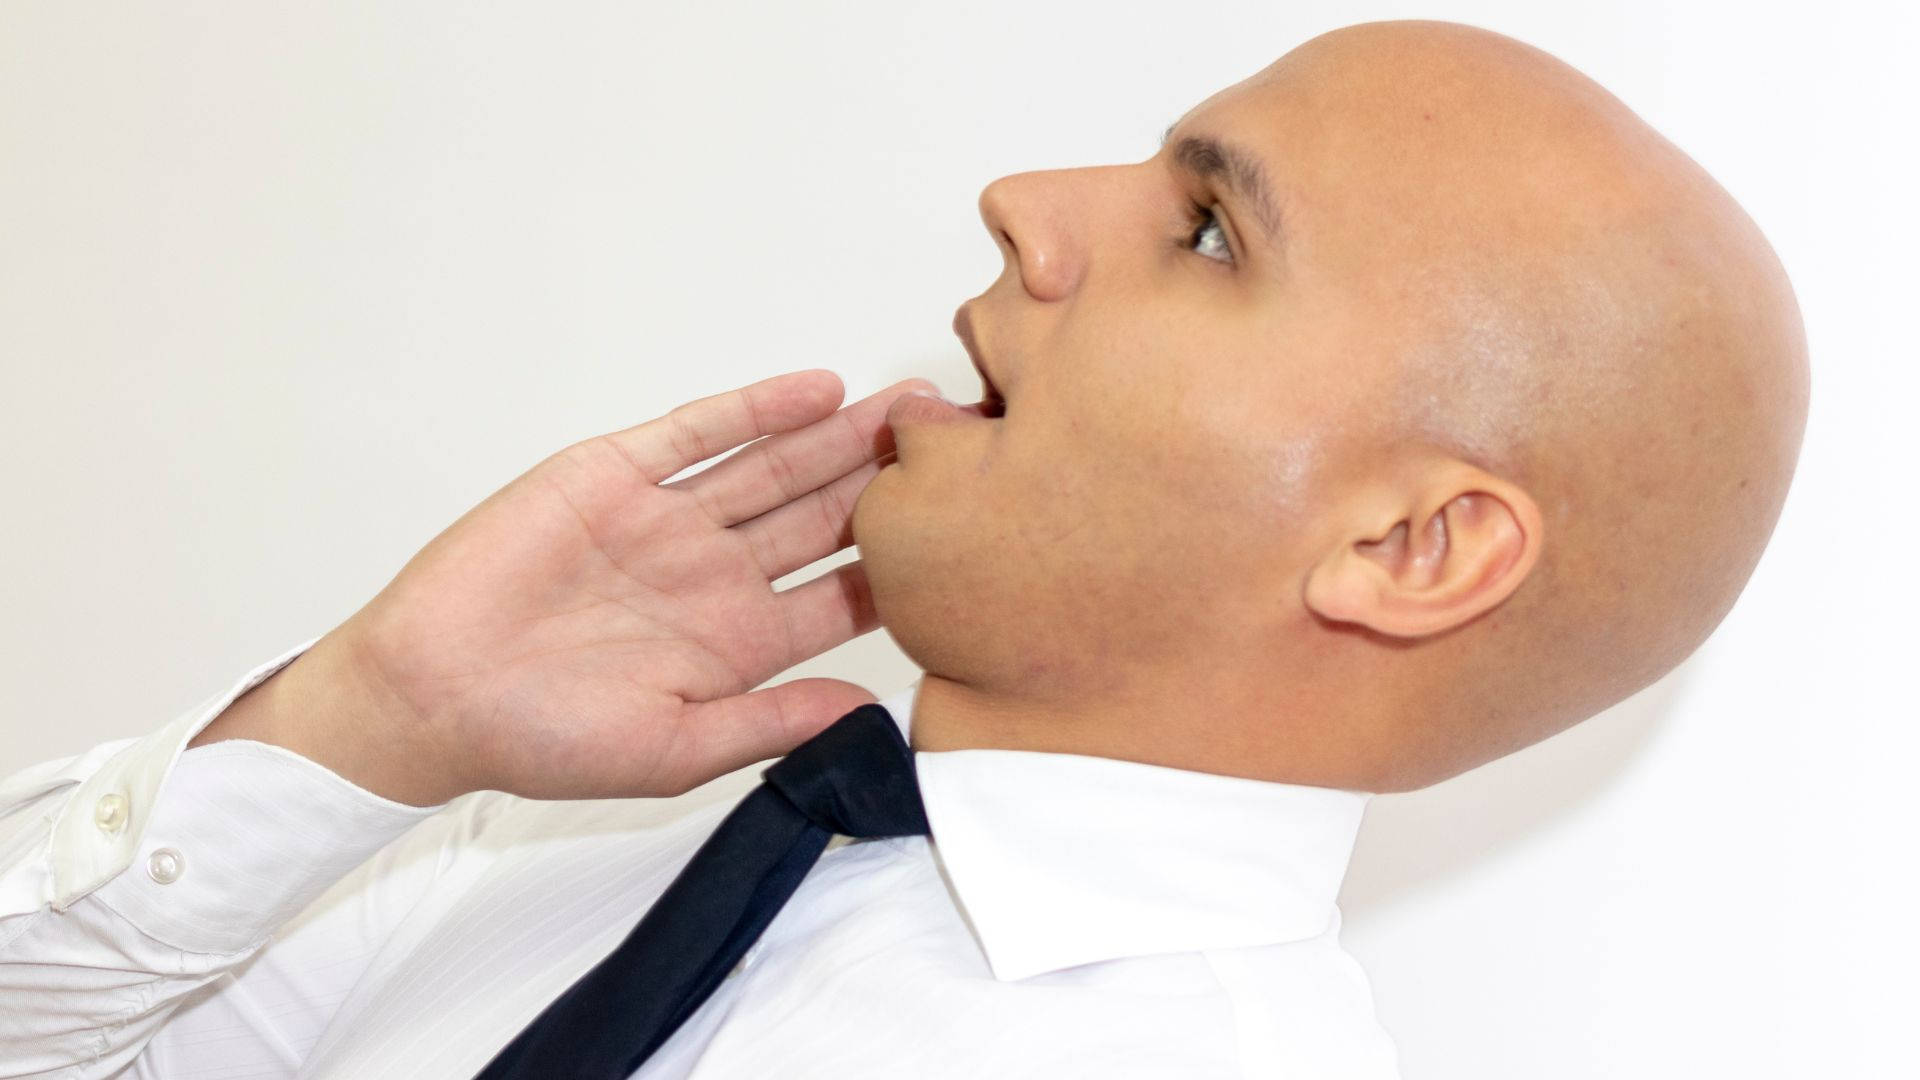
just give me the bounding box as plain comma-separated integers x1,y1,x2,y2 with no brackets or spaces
887,392,997,428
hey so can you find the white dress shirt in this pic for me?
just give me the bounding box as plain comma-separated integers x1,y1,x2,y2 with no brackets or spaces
0,636,1402,1079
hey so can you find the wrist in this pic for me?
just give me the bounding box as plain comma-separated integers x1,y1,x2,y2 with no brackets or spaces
189,631,464,808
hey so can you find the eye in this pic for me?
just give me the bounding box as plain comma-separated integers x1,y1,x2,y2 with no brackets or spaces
1185,200,1234,264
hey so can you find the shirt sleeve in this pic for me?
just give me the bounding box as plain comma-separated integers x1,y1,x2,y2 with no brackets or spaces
0,637,450,1079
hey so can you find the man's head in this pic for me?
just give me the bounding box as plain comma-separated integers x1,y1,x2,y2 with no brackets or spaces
850,19,1809,792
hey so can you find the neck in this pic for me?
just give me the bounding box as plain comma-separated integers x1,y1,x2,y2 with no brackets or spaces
907,674,1113,756
906,671,1335,785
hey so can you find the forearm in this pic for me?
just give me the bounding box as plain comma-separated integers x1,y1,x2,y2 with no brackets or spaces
0,638,445,1077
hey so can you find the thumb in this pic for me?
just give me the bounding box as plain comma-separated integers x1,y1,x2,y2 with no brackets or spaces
656,678,880,796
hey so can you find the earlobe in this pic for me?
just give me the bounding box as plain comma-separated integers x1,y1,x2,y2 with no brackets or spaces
1303,475,1543,639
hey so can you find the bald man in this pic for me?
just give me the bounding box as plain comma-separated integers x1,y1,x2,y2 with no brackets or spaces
0,19,1806,1080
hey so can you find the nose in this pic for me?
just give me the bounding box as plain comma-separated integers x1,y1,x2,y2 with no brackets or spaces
976,169,1084,302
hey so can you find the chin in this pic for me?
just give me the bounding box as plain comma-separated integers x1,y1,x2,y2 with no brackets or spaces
848,470,900,562
848,480,918,617
852,526,964,668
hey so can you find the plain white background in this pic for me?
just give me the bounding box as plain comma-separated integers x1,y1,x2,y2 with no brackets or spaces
2,1,1912,1075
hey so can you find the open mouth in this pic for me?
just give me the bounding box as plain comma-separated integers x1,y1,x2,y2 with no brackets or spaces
955,303,1006,418
966,343,1007,417
980,379,1007,418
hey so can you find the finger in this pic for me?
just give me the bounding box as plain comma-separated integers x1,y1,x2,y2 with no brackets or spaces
671,377,935,527
737,451,893,582
775,559,881,670
656,677,880,795
599,370,846,484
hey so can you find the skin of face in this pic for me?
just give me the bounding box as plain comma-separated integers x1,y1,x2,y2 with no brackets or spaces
849,19,1809,793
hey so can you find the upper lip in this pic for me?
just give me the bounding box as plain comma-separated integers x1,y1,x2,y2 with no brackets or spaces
952,304,1006,413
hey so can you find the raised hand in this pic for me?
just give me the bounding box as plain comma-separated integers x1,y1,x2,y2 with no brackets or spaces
193,370,937,806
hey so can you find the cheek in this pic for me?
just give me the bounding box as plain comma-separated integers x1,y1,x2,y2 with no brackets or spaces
1045,369,1283,561
998,396,1199,576
999,360,1200,514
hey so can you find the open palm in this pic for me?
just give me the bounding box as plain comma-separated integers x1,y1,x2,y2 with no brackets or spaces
332,371,931,803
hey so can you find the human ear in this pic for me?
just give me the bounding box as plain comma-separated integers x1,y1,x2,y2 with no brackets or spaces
1302,467,1544,638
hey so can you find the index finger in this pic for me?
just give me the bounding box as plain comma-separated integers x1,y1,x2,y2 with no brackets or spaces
670,376,937,527
599,370,848,484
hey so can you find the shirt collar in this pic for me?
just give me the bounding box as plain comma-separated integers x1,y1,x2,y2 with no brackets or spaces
874,679,1375,983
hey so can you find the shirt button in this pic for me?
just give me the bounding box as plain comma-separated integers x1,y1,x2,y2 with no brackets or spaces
93,793,129,836
146,847,185,885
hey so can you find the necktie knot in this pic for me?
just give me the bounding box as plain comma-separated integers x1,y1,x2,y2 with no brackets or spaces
475,702,927,1080
764,703,930,839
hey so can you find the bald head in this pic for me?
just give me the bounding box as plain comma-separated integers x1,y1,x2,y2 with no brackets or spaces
1279,21,1811,787
858,19,1808,794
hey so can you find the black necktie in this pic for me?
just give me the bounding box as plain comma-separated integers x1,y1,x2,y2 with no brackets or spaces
472,703,930,1080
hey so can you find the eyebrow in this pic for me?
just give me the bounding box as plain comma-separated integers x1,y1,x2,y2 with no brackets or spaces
1159,123,1285,255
